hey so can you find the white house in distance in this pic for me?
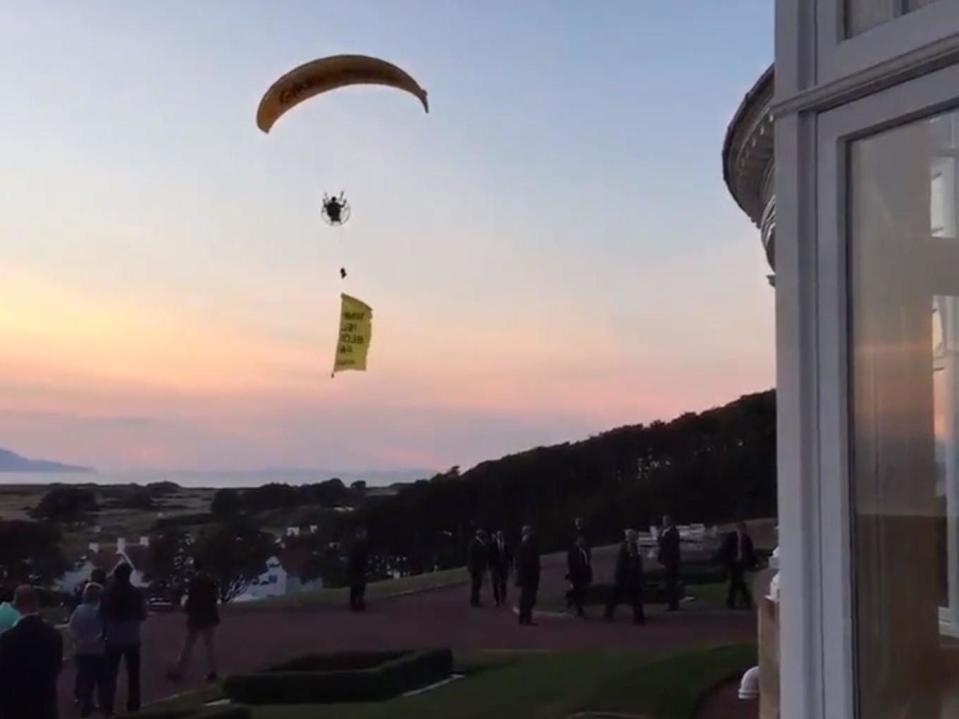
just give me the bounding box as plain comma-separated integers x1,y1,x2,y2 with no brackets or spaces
58,536,152,594
234,541,324,602
726,2,959,717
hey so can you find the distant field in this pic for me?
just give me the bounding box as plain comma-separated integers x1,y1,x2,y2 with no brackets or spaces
0,483,217,563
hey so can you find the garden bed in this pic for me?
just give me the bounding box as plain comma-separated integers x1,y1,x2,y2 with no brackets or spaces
222,649,453,704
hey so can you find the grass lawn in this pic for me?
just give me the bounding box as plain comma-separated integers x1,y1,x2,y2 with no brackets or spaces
231,566,471,611
239,545,630,612
240,644,756,719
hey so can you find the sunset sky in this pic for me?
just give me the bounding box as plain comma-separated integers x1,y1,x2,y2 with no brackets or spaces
0,2,774,474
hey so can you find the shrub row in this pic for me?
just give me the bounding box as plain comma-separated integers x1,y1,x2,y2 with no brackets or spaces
222,648,453,705
270,650,406,673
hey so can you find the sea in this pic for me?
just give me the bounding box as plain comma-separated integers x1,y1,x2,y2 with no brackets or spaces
0,468,433,489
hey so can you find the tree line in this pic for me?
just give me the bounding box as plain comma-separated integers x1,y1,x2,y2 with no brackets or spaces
0,389,775,599
210,478,364,517
359,390,776,572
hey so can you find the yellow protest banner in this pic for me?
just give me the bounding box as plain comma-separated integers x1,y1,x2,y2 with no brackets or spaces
333,294,372,376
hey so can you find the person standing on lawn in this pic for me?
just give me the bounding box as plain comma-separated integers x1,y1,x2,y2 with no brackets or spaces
573,516,592,563
605,529,646,625
0,584,63,719
72,566,108,705
658,514,682,611
467,529,490,608
718,521,757,609
0,585,19,636
488,530,512,608
167,558,220,682
69,582,108,718
565,532,593,617
100,562,147,715
516,525,541,625
348,526,370,611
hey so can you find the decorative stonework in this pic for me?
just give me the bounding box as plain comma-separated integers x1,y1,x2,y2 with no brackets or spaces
723,66,775,275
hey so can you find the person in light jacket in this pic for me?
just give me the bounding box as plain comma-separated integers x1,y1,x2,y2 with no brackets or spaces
69,582,107,718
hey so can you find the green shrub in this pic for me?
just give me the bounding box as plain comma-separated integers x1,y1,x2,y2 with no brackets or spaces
223,649,453,704
270,650,405,672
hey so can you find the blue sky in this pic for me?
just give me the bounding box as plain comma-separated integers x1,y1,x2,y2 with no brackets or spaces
0,2,774,473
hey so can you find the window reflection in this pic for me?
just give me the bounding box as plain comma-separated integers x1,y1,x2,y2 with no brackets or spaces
849,107,959,718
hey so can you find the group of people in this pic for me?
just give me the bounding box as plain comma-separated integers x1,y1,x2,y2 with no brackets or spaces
464,516,758,628
466,525,541,624
0,559,222,719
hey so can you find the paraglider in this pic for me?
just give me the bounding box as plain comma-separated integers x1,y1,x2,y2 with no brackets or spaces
321,192,350,226
256,53,430,376
256,54,429,134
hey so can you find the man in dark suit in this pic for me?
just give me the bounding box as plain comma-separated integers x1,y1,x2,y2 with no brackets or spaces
467,529,490,607
605,529,646,625
348,526,370,611
565,533,593,617
0,584,63,719
573,517,592,562
516,525,541,625
657,515,681,611
488,530,512,608
718,521,757,609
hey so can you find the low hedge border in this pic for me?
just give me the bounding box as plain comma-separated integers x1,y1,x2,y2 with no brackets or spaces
222,648,453,705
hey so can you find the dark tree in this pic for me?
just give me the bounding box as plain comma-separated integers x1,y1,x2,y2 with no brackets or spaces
358,390,776,568
210,488,242,519
31,486,97,522
0,520,66,584
149,530,190,585
123,487,155,511
193,523,273,603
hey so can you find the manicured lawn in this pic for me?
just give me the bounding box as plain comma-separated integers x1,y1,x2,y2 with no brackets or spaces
582,644,756,719
244,644,756,719
231,567,470,611
234,544,630,612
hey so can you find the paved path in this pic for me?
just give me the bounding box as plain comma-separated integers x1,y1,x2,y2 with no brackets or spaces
57,553,756,713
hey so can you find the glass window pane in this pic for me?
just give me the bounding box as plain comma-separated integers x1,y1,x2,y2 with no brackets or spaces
846,0,894,37
849,107,959,718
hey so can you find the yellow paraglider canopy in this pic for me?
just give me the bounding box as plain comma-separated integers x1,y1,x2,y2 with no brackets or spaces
257,54,429,133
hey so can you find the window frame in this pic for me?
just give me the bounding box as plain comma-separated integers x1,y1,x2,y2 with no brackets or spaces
816,0,959,85
812,60,959,719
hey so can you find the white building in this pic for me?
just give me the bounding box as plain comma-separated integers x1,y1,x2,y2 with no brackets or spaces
725,3,959,716
234,554,324,603
58,537,151,594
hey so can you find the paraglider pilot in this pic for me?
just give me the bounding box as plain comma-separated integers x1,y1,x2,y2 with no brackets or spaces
322,192,348,225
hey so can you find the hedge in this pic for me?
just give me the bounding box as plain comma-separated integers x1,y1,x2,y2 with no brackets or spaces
222,648,453,705
270,650,405,672
121,704,251,719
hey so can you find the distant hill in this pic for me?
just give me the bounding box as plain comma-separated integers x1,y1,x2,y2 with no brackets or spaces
0,447,94,473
